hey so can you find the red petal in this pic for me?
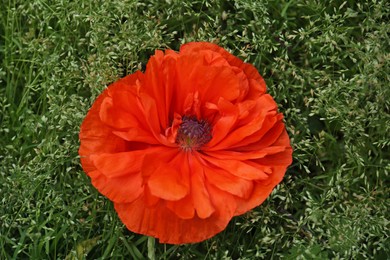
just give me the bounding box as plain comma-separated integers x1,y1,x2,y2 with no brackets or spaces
144,185,160,207
208,95,278,150
97,74,147,131
205,98,238,147
175,52,241,107
137,92,162,140
79,132,127,173
166,195,195,219
201,154,269,180
79,80,140,173
161,55,179,118
253,147,293,166
198,64,240,102
203,162,253,198
233,114,284,150
112,128,159,144
212,113,282,151
86,148,167,203
172,53,204,113
234,166,289,216
143,51,169,129
89,170,143,203
204,146,287,160
144,150,190,201
190,155,215,218
180,42,266,94
237,100,256,120
90,151,145,178
114,181,236,244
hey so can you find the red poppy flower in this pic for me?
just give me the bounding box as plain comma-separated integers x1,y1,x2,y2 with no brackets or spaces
79,42,292,244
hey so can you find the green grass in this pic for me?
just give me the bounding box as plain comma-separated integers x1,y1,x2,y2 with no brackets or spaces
1,0,389,259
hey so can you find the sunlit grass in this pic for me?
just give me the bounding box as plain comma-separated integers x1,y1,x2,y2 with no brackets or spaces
1,0,389,259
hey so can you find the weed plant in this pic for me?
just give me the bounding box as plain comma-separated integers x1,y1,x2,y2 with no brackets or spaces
1,0,389,259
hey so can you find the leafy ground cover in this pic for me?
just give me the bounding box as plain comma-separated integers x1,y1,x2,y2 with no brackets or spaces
1,0,389,259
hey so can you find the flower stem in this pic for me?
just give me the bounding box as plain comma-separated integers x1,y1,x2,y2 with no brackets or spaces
147,236,156,260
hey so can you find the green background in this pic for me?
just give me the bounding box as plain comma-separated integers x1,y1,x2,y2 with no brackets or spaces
1,0,389,259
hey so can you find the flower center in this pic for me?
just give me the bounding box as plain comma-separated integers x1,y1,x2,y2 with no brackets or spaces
176,116,212,151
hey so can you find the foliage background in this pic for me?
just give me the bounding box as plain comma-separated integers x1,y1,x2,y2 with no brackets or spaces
1,0,389,259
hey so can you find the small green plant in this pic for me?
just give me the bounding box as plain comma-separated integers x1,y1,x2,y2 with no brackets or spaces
1,0,389,258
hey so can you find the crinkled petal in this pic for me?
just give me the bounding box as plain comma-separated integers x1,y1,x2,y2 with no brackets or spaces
144,150,190,201
112,128,159,144
79,76,143,172
253,147,293,166
166,195,195,219
204,146,287,160
203,162,254,198
84,148,167,203
201,154,269,180
137,91,163,141
211,113,279,151
205,98,238,147
114,181,236,244
143,51,170,129
99,97,135,129
190,155,215,219
89,170,143,203
174,52,241,107
234,165,290,216
90,151,146,178
208,96,279,150
180,42,266,95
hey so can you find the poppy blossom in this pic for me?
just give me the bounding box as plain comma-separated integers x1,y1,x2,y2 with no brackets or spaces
79,42,292,244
